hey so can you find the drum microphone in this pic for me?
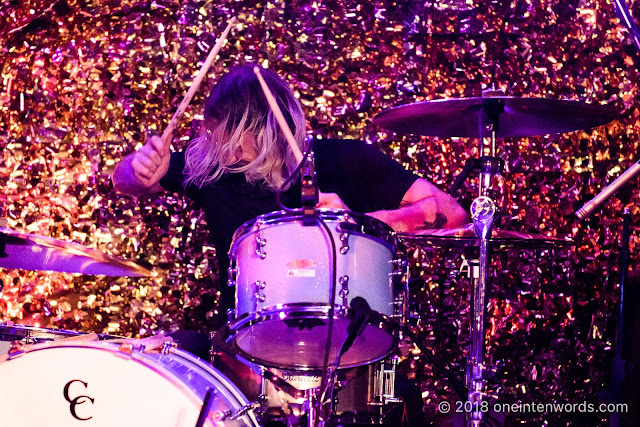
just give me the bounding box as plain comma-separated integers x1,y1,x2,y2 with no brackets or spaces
339,297,372,357
575,159,640,220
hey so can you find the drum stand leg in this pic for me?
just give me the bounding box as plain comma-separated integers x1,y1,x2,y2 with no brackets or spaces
303,370,339,427
464,195,496,427
463,110,502,426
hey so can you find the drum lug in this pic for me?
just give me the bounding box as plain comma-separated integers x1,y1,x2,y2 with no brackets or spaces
390,258,408,276
254,281,266,311
339,231,350,254
255,236,267,259
161,341,175,355
7,341,25,359
226,308,236,323
227,256,238,286
338,275,349,307
255,219,267,259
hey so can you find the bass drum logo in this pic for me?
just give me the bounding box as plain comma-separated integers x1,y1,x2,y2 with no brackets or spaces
63,379,94,421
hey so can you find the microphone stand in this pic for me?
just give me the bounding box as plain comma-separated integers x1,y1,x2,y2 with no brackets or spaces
575,159,640,220
573,160,640,426
609,208,631,427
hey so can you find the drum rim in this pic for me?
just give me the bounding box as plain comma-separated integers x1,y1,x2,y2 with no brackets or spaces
229,209,397,254
227,303,398,371
0,323,117,342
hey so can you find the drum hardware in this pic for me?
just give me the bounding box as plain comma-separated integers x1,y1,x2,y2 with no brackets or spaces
338,276,349,306
6,340,25,360
0,322,115,357
339,229,350,254
391,258,410,325
370,358,402,407
254,280,267,312
113,334,175,354
255,222,267,259
228,261,238,286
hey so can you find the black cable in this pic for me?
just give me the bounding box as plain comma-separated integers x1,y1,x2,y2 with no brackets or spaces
272,135,339,423
316,216,338,424
195,388,215,427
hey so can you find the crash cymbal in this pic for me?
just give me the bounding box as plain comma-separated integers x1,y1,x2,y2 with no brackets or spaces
398,223,573,250
372,96,620,138
0,227,150,276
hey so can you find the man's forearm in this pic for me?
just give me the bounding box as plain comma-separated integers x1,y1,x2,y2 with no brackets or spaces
368,195,468,233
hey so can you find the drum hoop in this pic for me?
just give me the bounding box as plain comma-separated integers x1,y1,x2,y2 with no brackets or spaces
1,340,259,426
227,303,398,371
0,323,102,341
229,209,397,254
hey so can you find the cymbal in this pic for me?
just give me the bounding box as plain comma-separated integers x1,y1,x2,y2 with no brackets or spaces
0,227,151,276
398,224,573,250
372,96,620,138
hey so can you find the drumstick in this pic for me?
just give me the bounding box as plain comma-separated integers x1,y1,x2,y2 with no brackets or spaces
253,66,304,163
160,17,237,151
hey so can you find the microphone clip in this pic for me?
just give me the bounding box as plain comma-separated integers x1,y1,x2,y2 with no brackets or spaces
301,149,319,226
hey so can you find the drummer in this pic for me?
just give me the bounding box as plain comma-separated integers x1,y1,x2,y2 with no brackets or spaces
112,63,467,321
112,63,466,426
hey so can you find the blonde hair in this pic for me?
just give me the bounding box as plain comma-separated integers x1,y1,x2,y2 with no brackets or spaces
184,65,306,191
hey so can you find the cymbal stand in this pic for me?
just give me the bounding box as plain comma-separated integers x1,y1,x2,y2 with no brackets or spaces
466,97,503,426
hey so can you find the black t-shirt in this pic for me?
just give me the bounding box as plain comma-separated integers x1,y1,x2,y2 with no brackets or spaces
159,138,418,311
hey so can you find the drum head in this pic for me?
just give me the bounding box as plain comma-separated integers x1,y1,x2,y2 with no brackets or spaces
232,311,396,370
0,341,258,426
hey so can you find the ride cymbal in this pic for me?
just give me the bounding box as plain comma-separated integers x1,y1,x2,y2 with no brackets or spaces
372,96,620,138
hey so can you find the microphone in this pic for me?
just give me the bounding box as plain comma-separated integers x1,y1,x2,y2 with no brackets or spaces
339,297,372,358
575,159,640,220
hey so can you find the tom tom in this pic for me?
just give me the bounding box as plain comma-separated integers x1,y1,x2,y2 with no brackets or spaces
227,209,403,370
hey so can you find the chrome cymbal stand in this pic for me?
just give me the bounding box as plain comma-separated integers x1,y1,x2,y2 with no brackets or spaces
465,93,504,426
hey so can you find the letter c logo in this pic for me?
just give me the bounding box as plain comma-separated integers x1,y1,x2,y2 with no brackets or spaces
63,380,94,421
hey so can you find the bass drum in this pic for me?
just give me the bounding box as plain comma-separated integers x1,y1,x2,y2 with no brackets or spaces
0,340,259,427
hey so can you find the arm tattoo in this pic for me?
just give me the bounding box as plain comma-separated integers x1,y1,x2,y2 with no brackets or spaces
416,213,448,230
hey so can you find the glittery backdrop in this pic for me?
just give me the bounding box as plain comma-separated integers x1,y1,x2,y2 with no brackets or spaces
1,0,639,425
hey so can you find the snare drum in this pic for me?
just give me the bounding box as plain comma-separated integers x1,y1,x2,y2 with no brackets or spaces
0,340,259,426
227,209,401,370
